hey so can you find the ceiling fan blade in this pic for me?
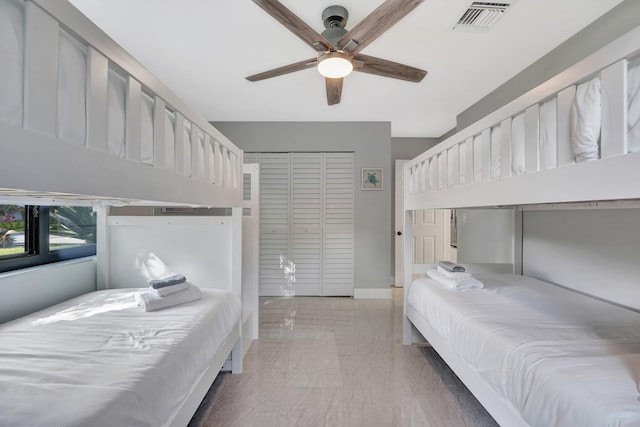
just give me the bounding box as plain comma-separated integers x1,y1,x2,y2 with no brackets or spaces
354,54,427,82
337,0,424,55
251,0,333,52
326,78,343,106
246,58,318,82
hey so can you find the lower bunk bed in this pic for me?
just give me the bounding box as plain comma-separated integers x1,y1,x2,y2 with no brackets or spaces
405,273,640,427
0,286,241,427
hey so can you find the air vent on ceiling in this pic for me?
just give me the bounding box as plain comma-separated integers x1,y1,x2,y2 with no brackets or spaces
453,1,515,32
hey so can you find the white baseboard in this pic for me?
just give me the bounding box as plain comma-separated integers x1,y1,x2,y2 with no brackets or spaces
353,288,393,299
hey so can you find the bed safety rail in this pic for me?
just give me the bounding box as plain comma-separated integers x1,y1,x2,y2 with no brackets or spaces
0,0,242,207
404,26,640,210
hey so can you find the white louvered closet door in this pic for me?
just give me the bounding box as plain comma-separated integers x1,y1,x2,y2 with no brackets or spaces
291,153,323,295
323,153,354,296
248,152,354,296
255,153,291,296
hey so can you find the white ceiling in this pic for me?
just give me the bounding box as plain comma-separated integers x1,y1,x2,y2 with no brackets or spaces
68,0,623,138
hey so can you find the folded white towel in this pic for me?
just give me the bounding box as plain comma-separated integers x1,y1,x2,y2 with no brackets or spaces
136,283,202,312
436,266,472,280
427,269,483,291
153,281,191,297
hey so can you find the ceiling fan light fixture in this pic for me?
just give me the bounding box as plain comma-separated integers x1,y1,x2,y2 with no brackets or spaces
317,51,353,78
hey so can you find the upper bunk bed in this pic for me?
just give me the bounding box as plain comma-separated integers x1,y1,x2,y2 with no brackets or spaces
403,25,640,210
0,0,242,208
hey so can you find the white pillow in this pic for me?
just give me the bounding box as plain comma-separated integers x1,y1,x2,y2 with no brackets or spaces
627,59,640,153
571,77,601,162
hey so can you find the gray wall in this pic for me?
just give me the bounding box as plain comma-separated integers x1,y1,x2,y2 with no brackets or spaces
457,209,514,264
457,0,640,131
523,209,640,311
214,121,392,292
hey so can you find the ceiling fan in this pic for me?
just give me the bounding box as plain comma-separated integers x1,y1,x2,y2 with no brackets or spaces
247,0,428,105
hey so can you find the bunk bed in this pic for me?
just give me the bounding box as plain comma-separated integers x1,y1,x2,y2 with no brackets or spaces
402,22,640,427
0,0,257,426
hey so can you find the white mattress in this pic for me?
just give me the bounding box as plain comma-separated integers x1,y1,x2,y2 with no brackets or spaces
0,288,241,427
407,274,640,427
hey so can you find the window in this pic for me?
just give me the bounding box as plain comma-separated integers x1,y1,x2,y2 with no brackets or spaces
0,205,96,272
0,205,26,258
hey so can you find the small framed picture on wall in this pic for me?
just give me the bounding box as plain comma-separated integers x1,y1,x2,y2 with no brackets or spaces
361,167,383,190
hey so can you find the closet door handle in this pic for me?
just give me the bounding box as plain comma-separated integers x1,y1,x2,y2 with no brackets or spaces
397,231,402,236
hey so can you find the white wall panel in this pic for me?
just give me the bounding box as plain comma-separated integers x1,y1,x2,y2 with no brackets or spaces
24,2,58,137
153,97,166,170
174,113,185,174
601,60,628,158
57,31,86,146
500,118,512,178
106,68,126,157
481,128,491,182
86,47,108,152
447,145,459,188
525,104,540,173
140,92,155,165
125,77,141,162
0,0,24,127
523,208,640,311
556,86,576,167
108,217,233,291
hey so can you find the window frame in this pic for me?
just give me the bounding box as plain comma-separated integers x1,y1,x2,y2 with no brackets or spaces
0,206,96,273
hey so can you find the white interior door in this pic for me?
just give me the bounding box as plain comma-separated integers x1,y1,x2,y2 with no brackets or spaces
394,160,408,286
395,159,450,287
412,209,450,264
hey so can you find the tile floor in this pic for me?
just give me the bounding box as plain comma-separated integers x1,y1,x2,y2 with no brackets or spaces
189,288,497,427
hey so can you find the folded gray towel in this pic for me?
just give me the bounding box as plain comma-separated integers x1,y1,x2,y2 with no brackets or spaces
438,261,466,273
149,274,187,289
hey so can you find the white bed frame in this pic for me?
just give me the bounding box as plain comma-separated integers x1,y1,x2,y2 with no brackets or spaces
404,26,640,211
101,212,253,427
0,1,255,426
1,0,242,207
402,23,640,427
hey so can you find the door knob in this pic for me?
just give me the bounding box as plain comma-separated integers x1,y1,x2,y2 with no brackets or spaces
397,231,402,236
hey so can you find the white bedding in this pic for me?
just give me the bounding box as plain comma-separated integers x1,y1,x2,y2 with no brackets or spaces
0,288,241,427
407,274,640,427
571,77,601,162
